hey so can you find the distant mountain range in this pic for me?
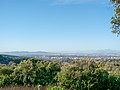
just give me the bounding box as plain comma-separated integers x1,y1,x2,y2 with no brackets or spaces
1,50,120,56
0,51,54,56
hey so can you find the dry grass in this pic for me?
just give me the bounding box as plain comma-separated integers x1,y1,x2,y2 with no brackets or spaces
0,86,47,90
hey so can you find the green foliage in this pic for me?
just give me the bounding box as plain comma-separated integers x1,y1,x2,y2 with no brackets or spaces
0,58,120,90
56,61,96,90
111,0,120,35
0,55,27,64
47,86,65,90
35,61,61,85
0,75,12,87
11,58,61,86
0,66,13,75
12,59,36,85
56,60,120,90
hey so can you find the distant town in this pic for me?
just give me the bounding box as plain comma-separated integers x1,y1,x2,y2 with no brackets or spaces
1,50,120,63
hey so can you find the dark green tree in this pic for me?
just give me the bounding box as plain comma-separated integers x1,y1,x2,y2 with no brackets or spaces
12,59,36,85
11,58,61,86
35,60,61,85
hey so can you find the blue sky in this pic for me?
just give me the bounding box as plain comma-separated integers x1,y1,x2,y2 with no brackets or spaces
0,0,120,52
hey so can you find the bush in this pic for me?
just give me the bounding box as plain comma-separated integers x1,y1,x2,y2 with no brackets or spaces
0,75,12,87
56,61,120,90
47,86,65,90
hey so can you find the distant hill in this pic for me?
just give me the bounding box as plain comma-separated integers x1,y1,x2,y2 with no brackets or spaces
0,55,28,64
0,51,54,56
1,50,120,56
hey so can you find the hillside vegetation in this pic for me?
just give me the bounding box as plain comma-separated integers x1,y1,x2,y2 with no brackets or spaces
0,57,120,90
0,55,28,64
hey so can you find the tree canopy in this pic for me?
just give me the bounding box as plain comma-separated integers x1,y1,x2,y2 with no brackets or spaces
111,0,120,35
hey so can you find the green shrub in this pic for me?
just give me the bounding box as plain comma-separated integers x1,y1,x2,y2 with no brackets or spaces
0,75,12,87
47,86,65,90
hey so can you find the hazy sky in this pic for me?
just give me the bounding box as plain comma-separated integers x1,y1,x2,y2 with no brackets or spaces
0,0,120,52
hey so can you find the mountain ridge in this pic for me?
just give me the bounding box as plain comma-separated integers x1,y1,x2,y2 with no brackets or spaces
1,49,120,56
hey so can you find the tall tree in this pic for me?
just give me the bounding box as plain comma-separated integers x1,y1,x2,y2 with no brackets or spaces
111,0,120,35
